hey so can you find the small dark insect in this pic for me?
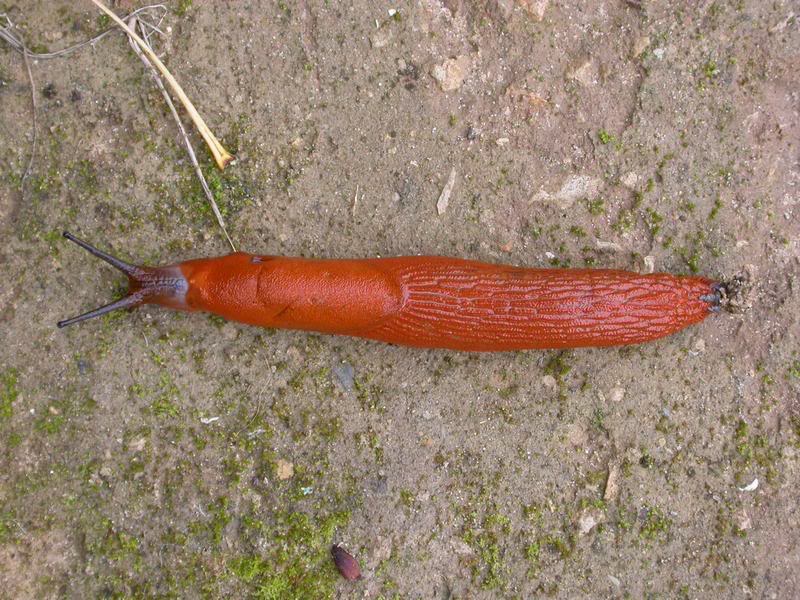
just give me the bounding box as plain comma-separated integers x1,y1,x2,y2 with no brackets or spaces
331,544,361,581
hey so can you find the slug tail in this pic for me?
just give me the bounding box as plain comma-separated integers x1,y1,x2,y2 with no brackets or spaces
58,232,188,328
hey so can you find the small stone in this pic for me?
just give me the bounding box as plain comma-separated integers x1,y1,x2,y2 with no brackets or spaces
692,338,706,354
531,175,603,209
370,27,392,49
431,55,471,92
596,239,623,252
371,477,388,495
129,437,147,452
568,59,597,86
436,167,457,215
608,574,621,587
517,0,549,21
737,510,752,531
541,374,557,389
494,0,514,19
604,463,620,501
369,536,393,568
620,171,639,189
451,538,474,555
76,358,90,375
43,30,64,42
495,137,510,146
577,510,601,535
332,363,355,393
608,387,625,403
276,459,294,480
738,478,758,492
98,466,112,480
643,255,655,274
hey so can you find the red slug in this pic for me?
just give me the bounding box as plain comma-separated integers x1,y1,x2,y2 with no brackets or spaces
57,232,722,351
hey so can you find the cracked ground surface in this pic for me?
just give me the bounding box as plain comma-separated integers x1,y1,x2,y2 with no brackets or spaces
1,1,799,598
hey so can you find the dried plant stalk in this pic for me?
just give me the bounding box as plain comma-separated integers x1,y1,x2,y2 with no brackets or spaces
127,15,235,251
88,0,234,170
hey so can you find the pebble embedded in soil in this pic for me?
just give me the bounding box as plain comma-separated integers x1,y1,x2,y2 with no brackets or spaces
275,459,294,480
577,509,603,535
568,59,597,86
431,55,471,92
517,0,549,21
436,168,457,215
531,175,603,209
332,362,355,393
604,464,620,501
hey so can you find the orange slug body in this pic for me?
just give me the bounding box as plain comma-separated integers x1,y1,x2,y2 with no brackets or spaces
172,253,718,351
57,234,719,351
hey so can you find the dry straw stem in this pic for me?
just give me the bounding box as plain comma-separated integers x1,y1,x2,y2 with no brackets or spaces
127,15,235,251
88,0,234,170
0,14,38,183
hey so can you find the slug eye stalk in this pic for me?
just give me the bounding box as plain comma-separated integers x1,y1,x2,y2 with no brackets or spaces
57,232,188,328
57,293,145,328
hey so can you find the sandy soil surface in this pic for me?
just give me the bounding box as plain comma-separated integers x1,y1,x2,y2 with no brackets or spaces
1,1,799,598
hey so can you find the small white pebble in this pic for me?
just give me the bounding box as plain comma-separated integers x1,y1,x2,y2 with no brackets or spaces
738,478,758,492
609,387,625,403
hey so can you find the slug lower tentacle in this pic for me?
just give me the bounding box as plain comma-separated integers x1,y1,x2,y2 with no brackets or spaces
58,232,721,351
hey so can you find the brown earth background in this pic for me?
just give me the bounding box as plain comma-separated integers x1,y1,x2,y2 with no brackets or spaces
0,1,799,598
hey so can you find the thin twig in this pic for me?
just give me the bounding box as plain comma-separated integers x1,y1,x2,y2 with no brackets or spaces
1,7,166,184
1,14,37,183
88,0,234,170
0,6,167,59
20,46,36,183
127,16,235,251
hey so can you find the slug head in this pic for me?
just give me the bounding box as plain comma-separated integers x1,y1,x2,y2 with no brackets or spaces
57,232,188,328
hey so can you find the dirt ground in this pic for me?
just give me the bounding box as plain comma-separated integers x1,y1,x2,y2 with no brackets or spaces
1,1,799,598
